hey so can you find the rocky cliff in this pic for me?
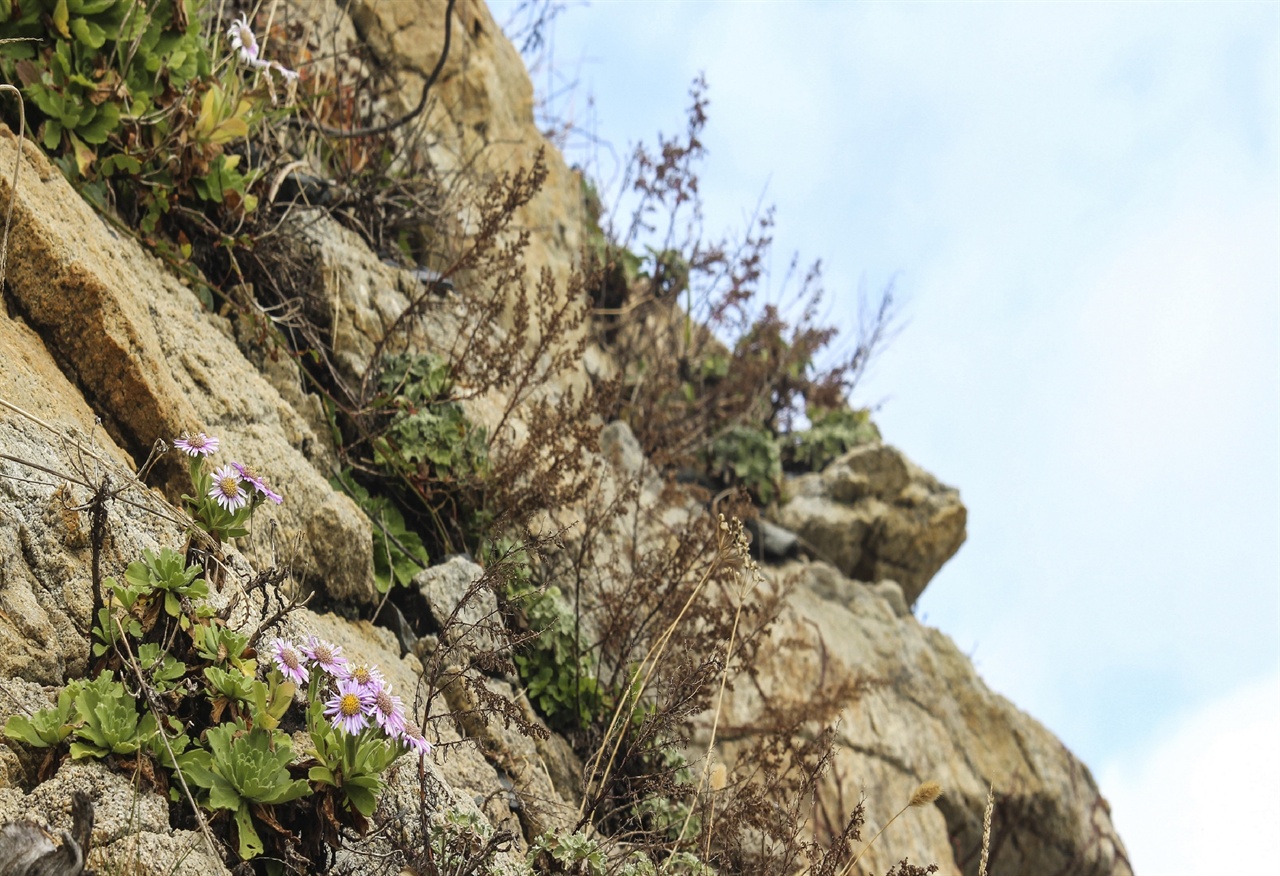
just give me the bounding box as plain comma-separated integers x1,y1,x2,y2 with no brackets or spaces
0,1,1129,874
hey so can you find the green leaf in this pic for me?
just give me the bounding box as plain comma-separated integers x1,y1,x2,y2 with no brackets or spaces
42,119,63,151
204,666,262,705
67,0,120,14
233,802,264,860
69,17,108,50
75,101,119,144
51,0,70,38
342,777,379,817
138,643,186,691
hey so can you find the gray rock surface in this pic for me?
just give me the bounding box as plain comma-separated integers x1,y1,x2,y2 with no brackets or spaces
414,556,502,659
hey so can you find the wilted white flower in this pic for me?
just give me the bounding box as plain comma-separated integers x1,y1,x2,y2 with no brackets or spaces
226,12,297,81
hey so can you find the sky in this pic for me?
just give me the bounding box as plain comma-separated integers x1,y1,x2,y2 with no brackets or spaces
487,2,1280,872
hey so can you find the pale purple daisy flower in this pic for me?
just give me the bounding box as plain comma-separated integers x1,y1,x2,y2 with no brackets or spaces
398,718,432,756
302,636,347,675
227,13,260,64
371,683,406,736
231,461,283,504
324,679,374,735
208,465,248,512
269,638,308,685
227,13,298,81
174,432,219,457
340,661,385,693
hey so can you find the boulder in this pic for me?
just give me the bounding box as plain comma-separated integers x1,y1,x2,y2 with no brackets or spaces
414,555,502,658
772,443,967,605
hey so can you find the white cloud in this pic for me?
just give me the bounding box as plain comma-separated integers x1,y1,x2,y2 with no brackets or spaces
1099,672,1280,874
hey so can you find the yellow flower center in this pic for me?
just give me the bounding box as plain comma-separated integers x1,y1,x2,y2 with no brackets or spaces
339,693,361,717
218,476,240,497
352,666,370,684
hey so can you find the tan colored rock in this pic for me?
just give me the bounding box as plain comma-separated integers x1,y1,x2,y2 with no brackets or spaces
0,125,376,605
346,0,586,296
773,443,967,605
709,561,1131,876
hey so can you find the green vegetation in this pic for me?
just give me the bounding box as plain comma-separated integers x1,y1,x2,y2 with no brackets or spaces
0,0,265,236
784,406,881,472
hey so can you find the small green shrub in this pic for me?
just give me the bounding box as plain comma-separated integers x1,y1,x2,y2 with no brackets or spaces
374,352,489,479
509,583,606,731
706,425,783,505
332,470,431,594
2,682,81,748
530,831,607,876
0,0,273,234
784,406,880,472
67,670,158,760
179,721,311,860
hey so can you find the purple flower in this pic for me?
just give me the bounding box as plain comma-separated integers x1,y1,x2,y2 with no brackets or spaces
231,461,283,504
208,465,248,512
371,683,406,736
227,13,298,81
227,14,260,64
324,679,374,735
398,718,432,756
302,636,347,675
269,638,308,685
174,433,219,457
340,661,384,694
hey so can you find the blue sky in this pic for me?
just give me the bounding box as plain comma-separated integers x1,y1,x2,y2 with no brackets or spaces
489,2,1279,871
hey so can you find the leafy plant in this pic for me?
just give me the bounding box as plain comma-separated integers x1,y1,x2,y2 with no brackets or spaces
374,352,489,478
180,446,277,544
193,622,253,672
0,0,269,234
68,670,157,760
414,808,517,876
530,831,607,876
91,574,147,657
203,665,263,720
510,584,606,731
137,642,187,692
706,425,783,505
126,547,208,619
179,721,311,860
2,680,84,748
305,713,401,818
784,406,880,472
332,470,430,594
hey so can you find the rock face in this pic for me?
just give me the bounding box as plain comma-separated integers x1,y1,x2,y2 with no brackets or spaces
708,563,1131,876
0,129,377,607
0,0,1128,873
346,0,586,291
772,443,968,605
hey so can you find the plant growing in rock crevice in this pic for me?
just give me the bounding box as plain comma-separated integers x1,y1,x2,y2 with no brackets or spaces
582,76,899,505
